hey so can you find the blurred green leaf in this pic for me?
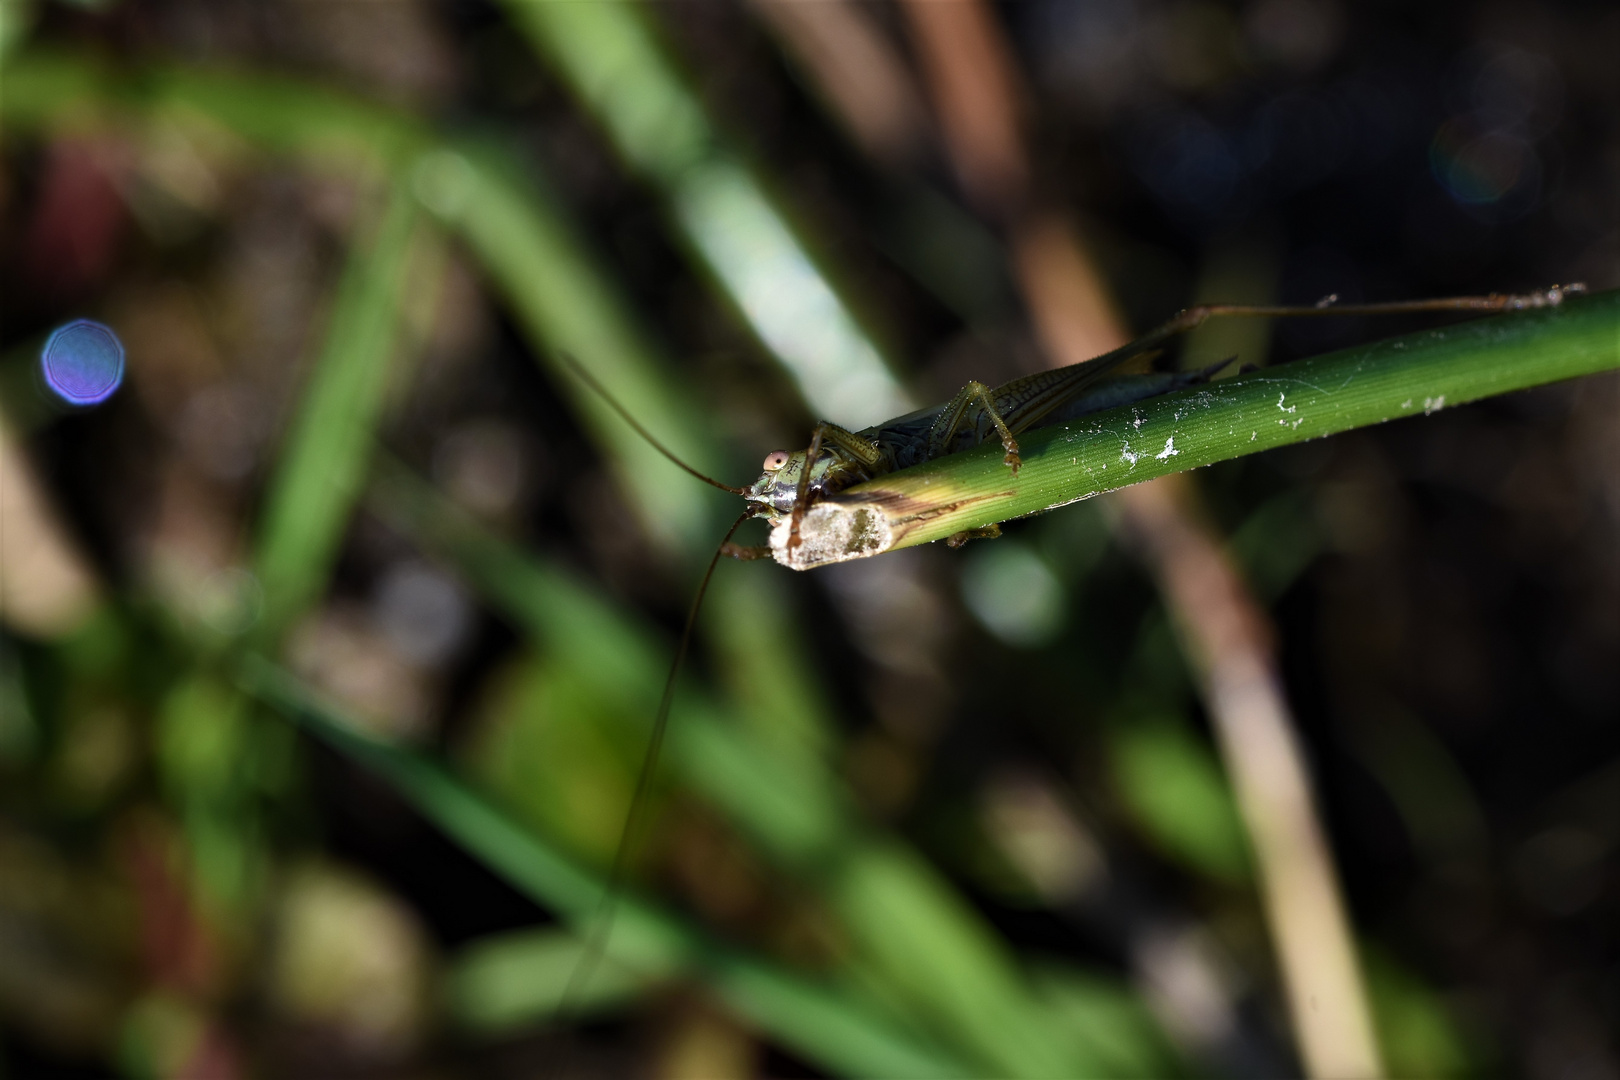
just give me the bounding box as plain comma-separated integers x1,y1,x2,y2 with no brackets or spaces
154,676,259,912
241,657,973,1078
462,655,640,864
0,0,36,64
447,927,643,1030
1228,488,1322,603
418,142,732,553
1363,946,1476,1078
253,186,420,639
1350,709,1489,861
834,845,1088,1076
0,640,38,765
1031,962,1184,1078
702,568,833,767
155,677,246,802
1109,714,1251,884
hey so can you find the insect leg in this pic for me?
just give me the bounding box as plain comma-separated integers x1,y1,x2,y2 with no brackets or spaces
787,422,882,551
947,523,1003,548
927,381,1023,474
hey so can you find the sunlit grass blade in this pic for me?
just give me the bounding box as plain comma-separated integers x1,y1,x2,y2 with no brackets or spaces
779,291,1620,567
498,0,912,428
252,186,420,638
239,656,974,1079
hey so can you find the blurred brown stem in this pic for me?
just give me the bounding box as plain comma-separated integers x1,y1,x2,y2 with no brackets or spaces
1113,475,1381,1077
894,2,1383,1075
898,0,1028,209
0,407,102,639
745,0,928,170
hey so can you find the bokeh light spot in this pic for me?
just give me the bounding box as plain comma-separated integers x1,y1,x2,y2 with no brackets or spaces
1430,120,1540,216
41,319,125,405
961,541,1066,648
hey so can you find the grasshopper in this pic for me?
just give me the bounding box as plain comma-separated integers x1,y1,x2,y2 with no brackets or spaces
558,283,1583,1007
576,285,1582,562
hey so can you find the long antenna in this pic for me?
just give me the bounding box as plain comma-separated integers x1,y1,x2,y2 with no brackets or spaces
557,352,750,496
559,508,758,1016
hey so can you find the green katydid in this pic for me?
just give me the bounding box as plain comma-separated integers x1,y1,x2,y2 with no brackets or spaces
556,283,1584,1009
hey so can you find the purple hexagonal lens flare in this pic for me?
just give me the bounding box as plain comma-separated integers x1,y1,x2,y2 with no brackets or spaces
41,319,125,406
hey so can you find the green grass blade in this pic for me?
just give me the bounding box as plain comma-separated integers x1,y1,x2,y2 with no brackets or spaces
240,657,973,1079
447,927,645,1030
499,0,911,427
779,291,1620,567
252,186,420,638
1,50,424,164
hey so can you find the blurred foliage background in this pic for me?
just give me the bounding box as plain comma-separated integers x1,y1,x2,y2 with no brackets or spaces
1,0,1616,1077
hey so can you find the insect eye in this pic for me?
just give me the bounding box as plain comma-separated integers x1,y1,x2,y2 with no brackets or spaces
762,450,790,472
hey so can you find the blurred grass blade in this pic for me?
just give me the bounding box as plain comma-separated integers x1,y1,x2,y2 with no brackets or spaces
1108,713,1251,885
448,927,643,1030
1030,963,1182,1078
367,460,1100,1077
780,292,1620,567
2,50,729,554
252,186,419,639
241,657,645,928
833,844,1097,1077
0,0,36,63
500,0,911,427
414,143,732,552
2,50,422,164
240,656,973,1079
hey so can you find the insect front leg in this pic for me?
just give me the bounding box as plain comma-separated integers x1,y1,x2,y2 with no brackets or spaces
788,422,883,551
927,381,1023,475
